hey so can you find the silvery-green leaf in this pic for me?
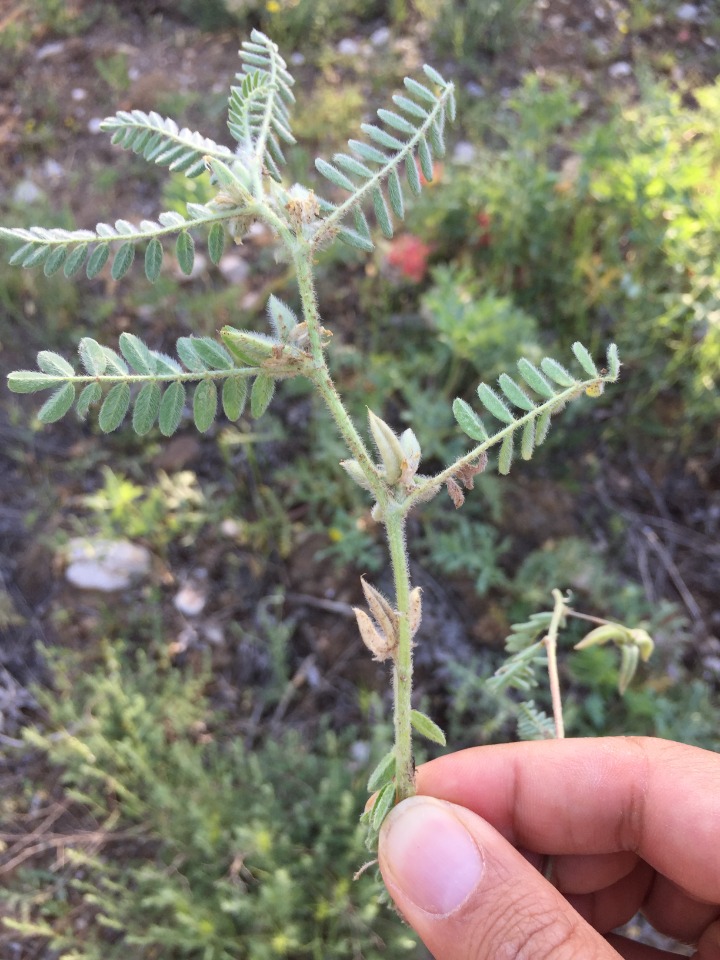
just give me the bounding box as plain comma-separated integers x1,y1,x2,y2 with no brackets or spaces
37,383,75,423
410,709,446,746
111,241,135,280
315,158,355,192
37,351,74,377
477,384,515,424
372,187,393,239
7,371,63,394
193,337,233,370
607,343,620,380
222,376,248,421
371,781,396,831
43,245,68,277
132,381,161,435
193,379,217,433
63,244,88,278
387,168,404,219
405,152,422,195
86,243,110,279
267,294,298,340
99,383,131,432
498,373,535,411
78,338,108,377
418,138,433,181
571,341,598,378
250,373,275,418
498,432,515,475
517,358,555,399
403,77,437,104
75,382,102,419
119,332,155,375
392,93,429,120
159,381,185,436
367,751,396,793
176,336,208,372
176,231,195,275
452,398,488,442
208,222,225,265
145,238,163,283
521,419,535,460
540,357,576,387
536,408,552,446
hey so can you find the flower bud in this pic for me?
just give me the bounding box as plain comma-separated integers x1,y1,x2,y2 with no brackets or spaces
368,410,405,485
354,607,396,662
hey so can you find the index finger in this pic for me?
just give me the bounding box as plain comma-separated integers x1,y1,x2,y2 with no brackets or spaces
415,736,720,904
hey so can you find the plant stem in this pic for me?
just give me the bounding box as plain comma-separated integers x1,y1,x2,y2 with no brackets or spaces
385,508,415,801
545,589,567,739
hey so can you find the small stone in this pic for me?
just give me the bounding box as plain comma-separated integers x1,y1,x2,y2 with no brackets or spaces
370,26,391,46
609,61,633,78
465,81,485,98
42,159,64,180
217,253,250,285
64,538,151,591
337,38,361,56
87,118,104,134
453,141,476,164
290,52,305,65
173,582,207,617
13,180,44,205
676,3,699,22
36,41,65,60
71,88,87,101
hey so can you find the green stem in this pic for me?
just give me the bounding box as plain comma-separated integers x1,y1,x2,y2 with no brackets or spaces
385,508,415,801
545,589,567,740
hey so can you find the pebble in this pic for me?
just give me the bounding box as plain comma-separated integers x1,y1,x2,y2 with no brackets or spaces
370,26,391,46
465,81,485,98
42,159,64,180
64,538,151,591
676,3,699,21
452,140,477,164
71,88,87,101
35,41,65,60
609,61,633,78
13,180,44,205
87,117,104,134
173,581,207,617
337,38,361,56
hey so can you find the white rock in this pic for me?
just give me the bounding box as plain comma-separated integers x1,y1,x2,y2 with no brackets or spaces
453,141,477,164
43,159,64,180
173,582,207,617
290,52,305,65
87,118,104,134
370,26,391,46
217,253,250,284
64,538,151,591
71,88,87,101
337,38,361,56
13,180,44,205
36,41,65,60
676,3,699,22
609,61,633,78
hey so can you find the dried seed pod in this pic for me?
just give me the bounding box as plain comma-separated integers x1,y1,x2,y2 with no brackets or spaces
368,410,405,485
354,607,396,662
408,586,422,637
446,476,464,508
361,578,398,645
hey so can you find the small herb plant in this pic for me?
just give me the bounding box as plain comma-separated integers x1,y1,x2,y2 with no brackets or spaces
3,33,634,843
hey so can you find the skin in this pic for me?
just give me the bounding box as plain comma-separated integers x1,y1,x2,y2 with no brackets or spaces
377,737,720,960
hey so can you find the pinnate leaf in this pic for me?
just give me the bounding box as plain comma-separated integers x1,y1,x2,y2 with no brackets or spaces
78,338,108,376
37,351,74,377
111,241,135,280
452,398,488,442
7,371,64,393
371,781,396,830
208,222,225,265
367,750,396,793
86,243,110,279
119,332,154,375
76,383,102,419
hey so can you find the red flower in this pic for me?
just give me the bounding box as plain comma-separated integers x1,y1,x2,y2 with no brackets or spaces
386,234,433,283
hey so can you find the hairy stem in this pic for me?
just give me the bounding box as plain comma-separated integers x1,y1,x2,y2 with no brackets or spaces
544,589,567,740
385,508,415,801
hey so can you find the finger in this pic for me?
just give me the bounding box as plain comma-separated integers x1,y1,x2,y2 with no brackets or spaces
378,795,622,960
566,859,654,932
552,850,640,894
696,917,720,960
642,874,720,942
415,737,720,903
605,935,688,960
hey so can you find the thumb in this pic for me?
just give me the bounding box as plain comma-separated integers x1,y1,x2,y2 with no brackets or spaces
378,795,621,960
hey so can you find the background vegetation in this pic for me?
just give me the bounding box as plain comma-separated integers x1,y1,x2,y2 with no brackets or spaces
1,0,718,957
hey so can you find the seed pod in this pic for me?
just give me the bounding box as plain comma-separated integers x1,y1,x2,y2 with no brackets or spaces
361,578,398,646
618,643,640,695
408,586,422,637
221,327,280,366
574,623,633,651
368,410,405,485
629,628,654,662
354,607,396,662
399,428,421,486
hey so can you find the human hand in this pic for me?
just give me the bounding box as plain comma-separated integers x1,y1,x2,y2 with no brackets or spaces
377,737,720,959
